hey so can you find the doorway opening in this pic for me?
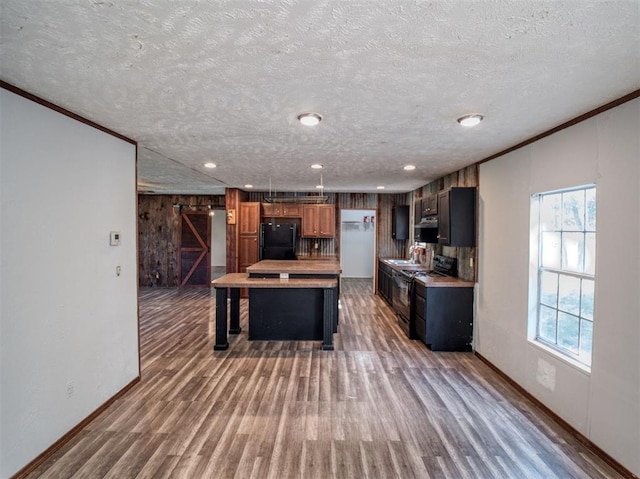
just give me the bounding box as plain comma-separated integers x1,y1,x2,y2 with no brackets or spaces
340,209,376,290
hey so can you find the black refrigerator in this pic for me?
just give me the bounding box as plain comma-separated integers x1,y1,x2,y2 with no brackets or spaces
259,222,297,260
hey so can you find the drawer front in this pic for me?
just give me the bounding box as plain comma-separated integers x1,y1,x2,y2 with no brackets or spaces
414,290,425,318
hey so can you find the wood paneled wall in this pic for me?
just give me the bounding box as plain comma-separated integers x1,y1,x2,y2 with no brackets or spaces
412,164,479,282
136,177,473,287
137,194,225,287
375,193,412,259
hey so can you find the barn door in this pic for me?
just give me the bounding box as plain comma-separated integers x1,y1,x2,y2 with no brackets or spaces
179,211,211,287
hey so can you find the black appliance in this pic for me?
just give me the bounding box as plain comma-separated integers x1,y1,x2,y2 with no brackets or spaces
392,269,413,337
414,215,438,243
392,255,458,338
259,222,297,260
422,254,458,278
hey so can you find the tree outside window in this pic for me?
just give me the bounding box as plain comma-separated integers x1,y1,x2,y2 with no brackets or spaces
533,185,596,367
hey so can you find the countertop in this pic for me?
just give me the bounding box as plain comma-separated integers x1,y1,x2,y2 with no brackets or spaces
379,257,474,288
212,273,338,289
247,259,342,275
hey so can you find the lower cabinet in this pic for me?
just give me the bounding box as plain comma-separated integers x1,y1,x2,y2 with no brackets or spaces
413,282,473,351
377,260,393,305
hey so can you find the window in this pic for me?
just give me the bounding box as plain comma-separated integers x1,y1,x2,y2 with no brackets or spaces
531,185,596,367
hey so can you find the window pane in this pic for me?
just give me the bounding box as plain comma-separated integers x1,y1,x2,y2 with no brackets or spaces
581,279,595,320
539,306,557,343
541,232,561,268
540,193,561,231
532,185,595,368
558,274,580,316
558,312,579,352
562,190,585,230
562,232,584,273
579,319,593,361
540,271,558,307
584,232,596,275
585,188,596,231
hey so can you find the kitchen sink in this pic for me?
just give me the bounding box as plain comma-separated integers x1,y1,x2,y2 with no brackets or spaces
386,259,417,266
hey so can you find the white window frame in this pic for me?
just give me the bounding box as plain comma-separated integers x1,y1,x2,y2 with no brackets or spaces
528,185,596,369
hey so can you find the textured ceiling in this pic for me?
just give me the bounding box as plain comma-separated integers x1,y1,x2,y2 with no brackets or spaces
1,1,639,194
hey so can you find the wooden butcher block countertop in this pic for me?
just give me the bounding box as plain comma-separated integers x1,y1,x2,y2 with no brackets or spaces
246,259,342,275
413,275,475,288
212,273,337,289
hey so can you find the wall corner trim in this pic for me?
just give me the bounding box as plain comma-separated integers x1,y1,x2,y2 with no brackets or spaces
1,80,137,146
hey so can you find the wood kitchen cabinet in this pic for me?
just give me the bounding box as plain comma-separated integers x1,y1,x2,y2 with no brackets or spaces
377,260,393,306
391,205,409,240
238,235,259,269
261,203,302,218
238,202,261,297
239,202,260,235
413,282,473,351
238,202,260,270
437,187,476,246
414,198,423,225
422,194,438,216
302,204,335,238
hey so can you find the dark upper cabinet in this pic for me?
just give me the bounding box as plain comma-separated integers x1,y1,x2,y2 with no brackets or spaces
414,198,423,225
414,196,438,243
392,205,409,240
422,194,438,216
437,187,476,247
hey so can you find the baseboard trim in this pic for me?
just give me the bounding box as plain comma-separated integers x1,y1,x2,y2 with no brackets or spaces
11,376,141,479
474,352,637,479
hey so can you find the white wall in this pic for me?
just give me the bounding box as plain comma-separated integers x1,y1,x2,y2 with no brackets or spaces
0,89,139,477
477,98,639,475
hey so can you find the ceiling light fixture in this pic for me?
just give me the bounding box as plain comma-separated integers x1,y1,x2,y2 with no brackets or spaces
311,164,324,169
204,162,217,168
377,186,385,190
245,184,253,188
298,112,322,126
403,165,416,171
457,114,484,127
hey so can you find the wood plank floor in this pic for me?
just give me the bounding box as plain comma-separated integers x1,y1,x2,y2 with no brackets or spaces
27,279,624,478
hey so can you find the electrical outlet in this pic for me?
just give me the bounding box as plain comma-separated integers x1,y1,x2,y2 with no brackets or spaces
66,381,75,397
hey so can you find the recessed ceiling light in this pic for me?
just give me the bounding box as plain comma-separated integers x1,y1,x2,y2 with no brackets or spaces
298,112,322,126
316,184,324,189
377,186,385,190
244,184,253,188
204,162,217,168
457,114,484,127
311,164,324,169
403,165,416,171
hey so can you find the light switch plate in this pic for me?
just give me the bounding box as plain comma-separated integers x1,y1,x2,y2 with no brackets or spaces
110,231,121,246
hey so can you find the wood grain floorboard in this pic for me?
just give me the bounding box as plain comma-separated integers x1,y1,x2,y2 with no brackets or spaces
25,279,626,478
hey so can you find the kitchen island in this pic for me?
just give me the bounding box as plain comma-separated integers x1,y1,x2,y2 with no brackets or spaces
212,259,341,350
